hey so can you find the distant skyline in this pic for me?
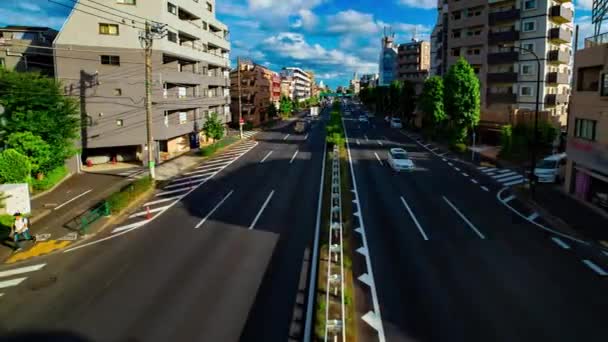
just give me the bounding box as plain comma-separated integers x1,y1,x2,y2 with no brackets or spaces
0,0,596,88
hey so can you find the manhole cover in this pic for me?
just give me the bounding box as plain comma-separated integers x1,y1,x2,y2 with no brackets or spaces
28,275,58,291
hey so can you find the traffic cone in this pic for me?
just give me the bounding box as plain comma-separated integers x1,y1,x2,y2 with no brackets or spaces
146,206,152,220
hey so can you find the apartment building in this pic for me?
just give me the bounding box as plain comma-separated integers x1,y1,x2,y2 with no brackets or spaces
229,59,275,126
280,77,295,99
379,33,398,86
55,0,231,165
281,67,311,101
271,73,281,107
306,70,317,98
431,0,574,132
398,39,431,95
0,26,57,75
563,33,608,213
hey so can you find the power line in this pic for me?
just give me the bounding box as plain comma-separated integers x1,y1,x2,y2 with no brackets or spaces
80,0,163,26
59,0,148,27
48,0,145,31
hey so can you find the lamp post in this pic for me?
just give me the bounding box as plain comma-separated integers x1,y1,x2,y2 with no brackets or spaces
500,44,541,197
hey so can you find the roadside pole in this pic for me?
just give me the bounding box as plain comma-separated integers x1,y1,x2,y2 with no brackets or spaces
237,56,244,139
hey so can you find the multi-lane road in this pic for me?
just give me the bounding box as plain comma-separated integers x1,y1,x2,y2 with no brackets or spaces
0,111,326,341
344,102,608,342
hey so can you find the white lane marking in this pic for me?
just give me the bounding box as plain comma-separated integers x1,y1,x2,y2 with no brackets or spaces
481,186,489,192
502,195,515,203
304,134,309,140
66,142,260,253
498,169,512,174
442,158,447,162
143,195,181,207
448,162,454,166
170,173,211,183
374,152,383,166
111,221,146,234
260,151,273,163
443,196,486,239
195,190,234,229
471,179,478,184
249,190,275,230
454,167,461,172
303,142,326,342
129,205,171,218
163,179,206,190
364,135,369,141
582,260,608,276
377,140,383,146
342,119,386,342
0,277,27,289
289,150,299,164
400,196,429,241
155,187,194,197
493,171,517,179
462,173,469,177
54,189,93,210
478,166,488,170
195,161,230,169
528,212,539,221
482,168,497,173
283,134,290,140
0,264,46,278
356,139,360,145
498,175,524,183
486,172,496,176
504,179,526,187
551,237,571,249
185,168,221,176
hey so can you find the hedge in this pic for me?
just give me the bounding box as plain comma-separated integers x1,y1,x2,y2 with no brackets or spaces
107,177,154,214
31,166,68,191
198,136,239,157
0,149,31,184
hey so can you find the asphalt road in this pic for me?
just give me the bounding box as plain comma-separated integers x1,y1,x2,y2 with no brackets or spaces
0,112,326,342
344,105,608,342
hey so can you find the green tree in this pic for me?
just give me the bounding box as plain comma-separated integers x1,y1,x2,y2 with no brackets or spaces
389,80,402,117
5,131,52,175
375,86,389,116
266,103,278,118
420,76,446,128
400,81,416,125
444,57,480,143
202,113,224,141
0,69,79,170
279,96,292,117
292,98,301,112
0,149,31,183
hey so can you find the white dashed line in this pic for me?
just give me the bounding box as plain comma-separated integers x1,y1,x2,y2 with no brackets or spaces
283,134,290,140
249,190,275,230
374,152,383,166
195,190,234,229
260,151,273,163
443,196,485,239
551,237,571,249
582,260,608,276
289,150,299,164
462,173,469,177
454,167,461,172
481,186,489,192
471,179,478,184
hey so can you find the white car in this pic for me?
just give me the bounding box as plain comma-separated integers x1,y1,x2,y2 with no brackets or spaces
388,148,414,172
390,117,402,128
534,153,566,183
359,115,368,123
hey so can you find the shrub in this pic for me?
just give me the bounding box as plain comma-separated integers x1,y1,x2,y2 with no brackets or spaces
243,121,254,131
31,166,68,191
0,149,31,183
107,177,154,213
198,136,238,157
5,132,52,175
450,143,467,153
500,125,512,155
0,214,13,238
202,113,225,141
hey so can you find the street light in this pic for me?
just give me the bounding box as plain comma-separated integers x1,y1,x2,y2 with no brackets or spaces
499,44,541,197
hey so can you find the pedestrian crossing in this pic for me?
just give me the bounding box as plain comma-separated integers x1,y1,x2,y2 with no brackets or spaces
478,166,526,187
109,140,258,234
0,263,46,295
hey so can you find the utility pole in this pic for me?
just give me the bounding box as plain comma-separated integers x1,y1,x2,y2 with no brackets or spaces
237,56,243,139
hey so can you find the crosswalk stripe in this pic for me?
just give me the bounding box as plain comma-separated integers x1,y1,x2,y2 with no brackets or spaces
143,195,182,207
195,161,230,169
171,173,211,183
504,179,526,186
498,169,512,173
155,187,194,197
129,205,171,218
184,168,220,176
164,179,206,190
0,264,46,278
482,168,497,173
492,171,517,179
497,175,524,183
477,166,488,170
0,277,27,289
111,221,146,234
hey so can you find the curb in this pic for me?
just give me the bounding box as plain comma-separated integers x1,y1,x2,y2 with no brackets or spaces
30,172,74,200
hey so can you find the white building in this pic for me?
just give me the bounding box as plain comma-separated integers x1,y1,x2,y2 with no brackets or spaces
281,67,311,101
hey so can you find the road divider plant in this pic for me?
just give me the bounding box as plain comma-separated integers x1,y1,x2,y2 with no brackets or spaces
198,136,239,157
107,177,155,214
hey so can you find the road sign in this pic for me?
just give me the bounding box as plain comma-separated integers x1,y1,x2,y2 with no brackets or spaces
239,118,244,125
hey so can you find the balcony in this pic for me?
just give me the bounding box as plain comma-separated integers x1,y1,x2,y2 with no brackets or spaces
550,5,573,24
549,27,572,44
489,9,520,25
487,51,518,64
488,30,519,44
547,50,570,64
546,71,569,84
487,72,518,83
545,93,569,106
487,92,516,104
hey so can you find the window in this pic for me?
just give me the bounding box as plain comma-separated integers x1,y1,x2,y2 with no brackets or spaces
451,48,460,57
167,31,177,43
467,47,481,55
520,86,533,96
574,119,597,140
206,2,213,12
178,87,187,98
601,74,608,96
202,21,208,30
99,23,119,35
523,20,536,32
113,88,122,96
100,55,120,66
453,11,461,20
521,64,533,75
116,119,124,127
467,7,482,17
452,29,461,38
116,0,136,4
473,65,481,74
521,42,534,54
179,112,188,124
524,0,536,10
168,2,177,15
164,111,169,126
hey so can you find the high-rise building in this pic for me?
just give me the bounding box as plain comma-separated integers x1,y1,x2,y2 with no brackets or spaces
397,39,431,94
0,26,57,76
379,32,398,86
349,72,361,94
230,59,275,126
431,0,574,130
55,0,231,164
360,73,379,90
281,67,311,101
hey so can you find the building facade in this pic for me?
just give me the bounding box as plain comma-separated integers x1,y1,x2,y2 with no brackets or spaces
349,72,361,94
431,0,574,131
281,67,311,101
564,33,608,213
360,73,379,90
398,39,431,95
0,26,57,76
230,60,274,126
55,0,231,164
379,33,398,86
271,73,281,107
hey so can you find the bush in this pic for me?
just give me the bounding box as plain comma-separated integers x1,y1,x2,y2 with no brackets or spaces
198,136,238,157
500,125,512,155
31,166,68,191
107,177,154,214
0,149,31,184
450,143,467,153
0,214,13,238
5,132,52,175
243,121,254,131
202,113,225,141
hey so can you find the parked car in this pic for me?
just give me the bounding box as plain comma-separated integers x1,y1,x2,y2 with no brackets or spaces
294,120,308,134
359,115,368,123
388,148,414,172
534,153,567,183
390,117,402,129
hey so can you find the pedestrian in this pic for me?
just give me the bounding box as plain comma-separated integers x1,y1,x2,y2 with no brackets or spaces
12,212,35,251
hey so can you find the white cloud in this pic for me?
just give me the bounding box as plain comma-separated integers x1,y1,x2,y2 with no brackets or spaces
217,3,249,17
248,0,323,16
398,0,436,10
233,20,261,29
298,9,318,30
18,3,41,12
575,0,592,10
327,10,380,34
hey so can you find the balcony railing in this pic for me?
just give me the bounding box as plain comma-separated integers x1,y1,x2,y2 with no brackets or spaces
549,27,572,44
550,5,573,24
585,32,608,47
488,30,519,44
545,93,569,106
489,9,520,25
487,72,518,83
487,51,518,64
487,92,516,104
546,71,569,84
547,49,570,64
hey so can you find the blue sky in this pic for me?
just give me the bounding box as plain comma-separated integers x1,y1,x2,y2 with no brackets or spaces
0,0,596,89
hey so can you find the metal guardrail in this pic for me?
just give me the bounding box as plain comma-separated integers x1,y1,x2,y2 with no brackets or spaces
67,201,110,234
585,32,608,47
324,144,346,342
